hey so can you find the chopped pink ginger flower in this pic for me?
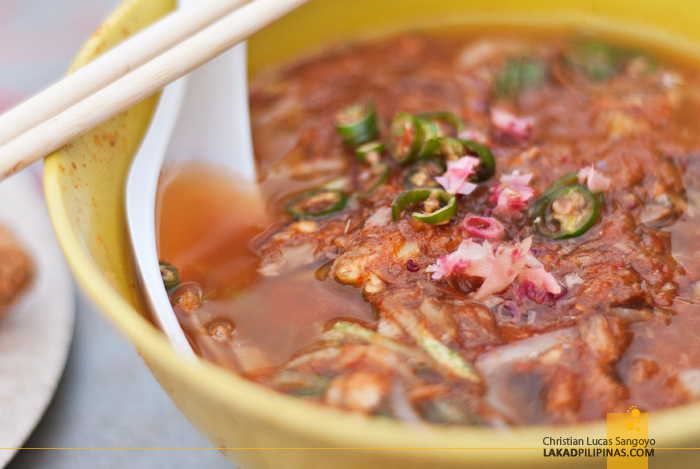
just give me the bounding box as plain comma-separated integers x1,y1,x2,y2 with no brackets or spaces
435,155,480,195
474,237,531,300
520,253,562,296
426,239,494,280
578,165,611,193
500,171,532,187
463,216,505,240
525,253,544,269
490,171,534,217
519,265,562,296
458,129,490,145
427,237,563,300
491,108,534,143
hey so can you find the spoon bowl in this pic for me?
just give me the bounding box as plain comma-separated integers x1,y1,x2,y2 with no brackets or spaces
125,9,256,357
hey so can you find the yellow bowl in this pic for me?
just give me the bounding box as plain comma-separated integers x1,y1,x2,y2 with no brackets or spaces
45,0,700,467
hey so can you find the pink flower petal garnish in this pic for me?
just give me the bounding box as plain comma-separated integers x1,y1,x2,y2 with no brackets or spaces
491,171,534,217
491,108,535,143
426,239,494,280
518,252,563,301
463,216,505,240
460,241,497,279
500,171,532,187
434,155,480,195
474,237,532,300
458,129,490,145
519,267,562,296
578,165,611,193
525,253,544,269
495,186,535,217
428,235,564,302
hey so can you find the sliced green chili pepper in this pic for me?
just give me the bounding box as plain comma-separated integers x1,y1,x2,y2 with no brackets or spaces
159,261,180,290
418,111,466,134
405,160,446,189
543,172,604,207
494,57,547,98
390,113,424,164
357,162,391,198
271,370,330,397
463,140,496,182
418,120,442,159
543,172,579,197
566,42,622,81
533,184,599,239
286,189,348,219
334,102,379,147
355,140,385,165
436,137,468,160
391,189,457,224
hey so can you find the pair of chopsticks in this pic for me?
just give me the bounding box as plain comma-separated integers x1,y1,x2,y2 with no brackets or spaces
0,0,310,182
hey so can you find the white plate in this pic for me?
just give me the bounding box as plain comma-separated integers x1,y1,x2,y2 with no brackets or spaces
0,170,75,466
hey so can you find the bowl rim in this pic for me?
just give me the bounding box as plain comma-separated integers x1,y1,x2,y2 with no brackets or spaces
44,0,700,460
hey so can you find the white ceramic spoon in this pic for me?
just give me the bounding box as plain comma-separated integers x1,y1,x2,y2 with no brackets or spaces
126,0,255,358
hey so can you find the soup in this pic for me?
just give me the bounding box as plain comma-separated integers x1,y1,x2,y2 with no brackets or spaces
157,32,700,426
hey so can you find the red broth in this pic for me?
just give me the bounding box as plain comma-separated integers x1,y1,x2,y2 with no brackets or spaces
157,165,370,371
157,32,700,426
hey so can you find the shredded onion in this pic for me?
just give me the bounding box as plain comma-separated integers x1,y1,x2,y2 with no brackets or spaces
389,383,422,423
364,205,392,228
476,327,579,374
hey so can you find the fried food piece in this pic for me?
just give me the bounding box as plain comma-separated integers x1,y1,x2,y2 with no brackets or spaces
0,226,34,320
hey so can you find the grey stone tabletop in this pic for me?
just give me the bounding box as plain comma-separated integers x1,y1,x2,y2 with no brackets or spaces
0,1,232,467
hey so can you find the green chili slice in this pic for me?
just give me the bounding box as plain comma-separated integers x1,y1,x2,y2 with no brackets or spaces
566,42,622,81
542,172,580,197
355,140,385,165
271,370,330,398
533,184,599,239
391,189,457,224
436,137,467,160
418,120,442,159
334,102,379,147
405,160,446,189
542,172,605,209
286,189,348,219
494,57,547,98
390,113,424,164
462,140,496,182
159,261,180,290
418,111,466,134
357,162,391,198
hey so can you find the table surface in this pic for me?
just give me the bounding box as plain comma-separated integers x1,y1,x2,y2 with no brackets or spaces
1,1,232,467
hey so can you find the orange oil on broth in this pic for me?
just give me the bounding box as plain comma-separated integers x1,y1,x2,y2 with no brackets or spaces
156,163,370,372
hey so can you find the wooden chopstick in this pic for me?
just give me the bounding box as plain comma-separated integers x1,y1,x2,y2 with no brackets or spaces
0,0,252,148
0,0,310,181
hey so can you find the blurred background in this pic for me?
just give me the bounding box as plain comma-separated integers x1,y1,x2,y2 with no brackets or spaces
0,1,231,467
